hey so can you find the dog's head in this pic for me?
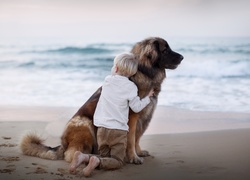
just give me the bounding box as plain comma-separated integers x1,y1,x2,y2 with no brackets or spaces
131,37,183,72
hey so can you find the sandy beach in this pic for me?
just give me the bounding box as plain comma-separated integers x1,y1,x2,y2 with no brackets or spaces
0,105,250,180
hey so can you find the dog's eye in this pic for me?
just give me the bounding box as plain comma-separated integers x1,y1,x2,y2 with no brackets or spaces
162,49,169,54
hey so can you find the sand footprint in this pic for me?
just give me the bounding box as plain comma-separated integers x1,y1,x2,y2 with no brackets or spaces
0,164,16,174
176,160,185,164
2,136,12,140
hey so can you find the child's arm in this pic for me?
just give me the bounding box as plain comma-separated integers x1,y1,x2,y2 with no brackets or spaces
129,88,154,113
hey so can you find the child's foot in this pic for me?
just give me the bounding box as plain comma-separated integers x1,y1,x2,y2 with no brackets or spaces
82,156,100,177
69,151,89,174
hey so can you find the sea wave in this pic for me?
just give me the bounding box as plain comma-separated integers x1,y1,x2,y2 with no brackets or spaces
44,46,112,54
0,37,250,112
171,58,250,79
18,43,132,55
177,45,250,55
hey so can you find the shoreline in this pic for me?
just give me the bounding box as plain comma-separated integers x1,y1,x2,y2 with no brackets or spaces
0,105,250,179
1,105,250,135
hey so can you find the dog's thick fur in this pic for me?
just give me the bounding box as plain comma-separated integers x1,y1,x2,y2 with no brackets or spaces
20,37,183,164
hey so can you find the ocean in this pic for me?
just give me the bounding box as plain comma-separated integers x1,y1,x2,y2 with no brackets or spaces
0,37,249,113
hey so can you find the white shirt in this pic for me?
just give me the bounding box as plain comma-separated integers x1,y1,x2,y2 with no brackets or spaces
94,75,150,131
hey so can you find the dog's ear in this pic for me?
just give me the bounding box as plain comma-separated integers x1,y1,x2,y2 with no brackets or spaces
142,41,158,63
151,40,162,67
153,40,160,53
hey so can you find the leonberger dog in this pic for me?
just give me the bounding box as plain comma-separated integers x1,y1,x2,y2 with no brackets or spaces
20,37,183,164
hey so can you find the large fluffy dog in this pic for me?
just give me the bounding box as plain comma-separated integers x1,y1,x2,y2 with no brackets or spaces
20,37,183,164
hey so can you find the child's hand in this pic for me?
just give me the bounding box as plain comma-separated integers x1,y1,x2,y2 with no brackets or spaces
148,89,154,97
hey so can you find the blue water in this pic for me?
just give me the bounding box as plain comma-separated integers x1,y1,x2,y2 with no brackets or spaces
0,37,250,112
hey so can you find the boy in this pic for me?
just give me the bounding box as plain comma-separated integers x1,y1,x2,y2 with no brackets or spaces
69,52,154,176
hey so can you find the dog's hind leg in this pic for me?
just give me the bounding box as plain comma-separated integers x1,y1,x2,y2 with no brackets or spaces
64,139,93,162
64,143,83,163
62,122,96,162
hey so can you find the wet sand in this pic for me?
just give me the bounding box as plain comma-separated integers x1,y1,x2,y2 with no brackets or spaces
0,106,250,180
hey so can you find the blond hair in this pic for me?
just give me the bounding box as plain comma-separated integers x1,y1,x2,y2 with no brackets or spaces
113,52,138,77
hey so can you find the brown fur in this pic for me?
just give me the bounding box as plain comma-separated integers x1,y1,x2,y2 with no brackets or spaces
20,37,183,164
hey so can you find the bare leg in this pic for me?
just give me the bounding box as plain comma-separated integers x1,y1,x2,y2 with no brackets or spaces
82,156,100,177
69,151,90,174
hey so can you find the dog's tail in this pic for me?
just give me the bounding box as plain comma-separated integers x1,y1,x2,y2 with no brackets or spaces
19,132,64,160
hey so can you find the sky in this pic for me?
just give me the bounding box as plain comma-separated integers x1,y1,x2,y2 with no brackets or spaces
0,0,250,43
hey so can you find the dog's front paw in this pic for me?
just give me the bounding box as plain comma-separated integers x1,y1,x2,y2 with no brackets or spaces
137,150,150,157
127,154,144,164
